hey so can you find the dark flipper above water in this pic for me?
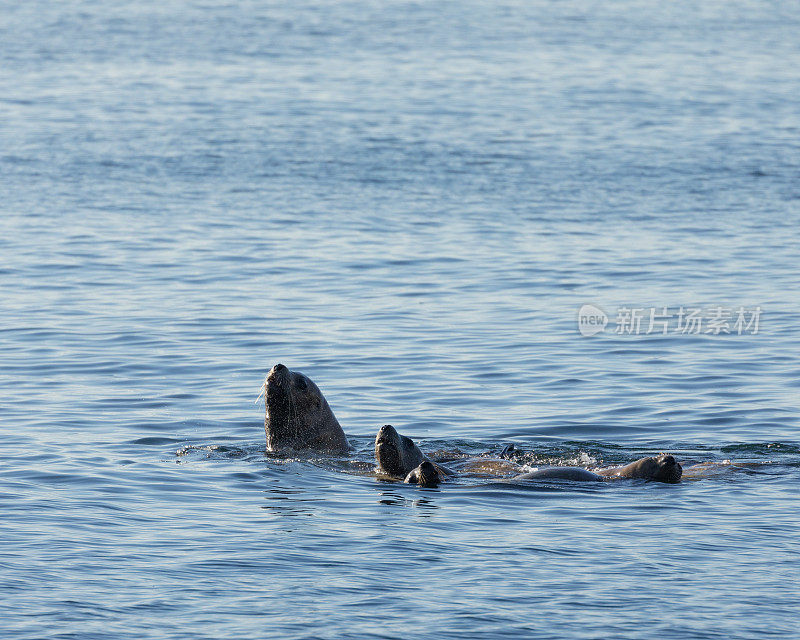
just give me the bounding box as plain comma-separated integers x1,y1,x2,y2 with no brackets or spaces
499,443,516,459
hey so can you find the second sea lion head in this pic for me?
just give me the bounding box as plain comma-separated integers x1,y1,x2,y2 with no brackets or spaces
375,424,423,477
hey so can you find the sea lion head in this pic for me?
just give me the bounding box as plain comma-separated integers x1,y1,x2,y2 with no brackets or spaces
651,454,682,483
405,461,440,488
264,364,345,452
374,424,426,477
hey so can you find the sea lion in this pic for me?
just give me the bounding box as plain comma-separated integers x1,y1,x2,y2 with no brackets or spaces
261,363,349,453
374,424,428,477
596,454,682,483
374,424,453,482
404,461,440,488
515,455,682,484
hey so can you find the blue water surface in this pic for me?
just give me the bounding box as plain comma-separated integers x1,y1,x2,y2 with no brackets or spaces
1,1,799,639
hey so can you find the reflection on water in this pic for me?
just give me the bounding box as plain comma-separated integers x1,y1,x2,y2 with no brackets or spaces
376,488,440,513
262,488,318,518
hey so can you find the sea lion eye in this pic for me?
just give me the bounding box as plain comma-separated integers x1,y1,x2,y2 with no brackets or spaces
296,377,307,391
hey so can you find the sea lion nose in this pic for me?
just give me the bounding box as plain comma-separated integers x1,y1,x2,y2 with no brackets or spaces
273,363,287,372
376,425,395,442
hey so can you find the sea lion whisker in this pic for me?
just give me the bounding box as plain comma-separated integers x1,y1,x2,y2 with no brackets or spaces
254,376,268,404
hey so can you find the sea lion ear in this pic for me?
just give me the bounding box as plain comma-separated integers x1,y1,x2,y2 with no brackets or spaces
295,376,308,391
401,435,415,448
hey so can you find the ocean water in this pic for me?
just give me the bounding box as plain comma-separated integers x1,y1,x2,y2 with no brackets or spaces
1,1,799,638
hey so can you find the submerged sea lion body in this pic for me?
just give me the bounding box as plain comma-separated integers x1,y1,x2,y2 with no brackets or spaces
516,455,682,484
263,364,349,453
516,467,604,482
